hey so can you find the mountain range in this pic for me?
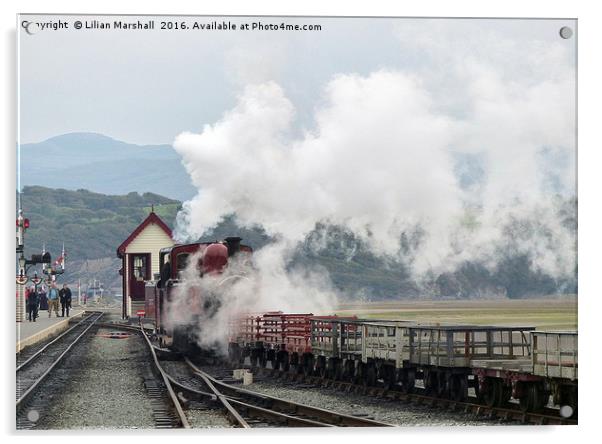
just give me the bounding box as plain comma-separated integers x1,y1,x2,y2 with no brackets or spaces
20,132,196,201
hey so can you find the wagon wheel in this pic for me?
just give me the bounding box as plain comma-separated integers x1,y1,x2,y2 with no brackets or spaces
482,378,505,407
259,351,267,368
423,369,438,396
400,368,416,394
333,360,343,381
563,386,578,419
317,359,328,379
266,349,276,370
449,374,468,402
280,353,290,372
325,358,335,380
354,362,365,385
287,354,295,373
342,360,354,381
436,372,449,398
519,382,548,413
382,366,396,391
364,364,377,387
303,355,315,377
290,354,302,375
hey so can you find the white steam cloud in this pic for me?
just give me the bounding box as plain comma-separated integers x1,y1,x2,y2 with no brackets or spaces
164,244,337,352
169,24,576,331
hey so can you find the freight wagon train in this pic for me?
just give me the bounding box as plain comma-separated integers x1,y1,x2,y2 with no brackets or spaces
144,239,577,418
227,313,578,417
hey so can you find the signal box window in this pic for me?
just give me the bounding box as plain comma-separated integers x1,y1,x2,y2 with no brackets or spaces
133,255,148,281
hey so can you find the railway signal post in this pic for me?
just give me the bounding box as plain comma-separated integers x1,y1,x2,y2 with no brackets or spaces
16,209,29,322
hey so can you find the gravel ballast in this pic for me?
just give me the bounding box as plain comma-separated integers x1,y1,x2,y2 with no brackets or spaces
244,377,508,426
34,326,156,429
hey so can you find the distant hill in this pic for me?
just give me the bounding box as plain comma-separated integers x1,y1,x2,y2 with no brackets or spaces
19,133,196,201
17,186,577,300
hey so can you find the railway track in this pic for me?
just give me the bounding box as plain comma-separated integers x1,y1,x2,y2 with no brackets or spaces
16,311,104,429
253,367,577,426
185,358,394,427
139,323,191,429
139,326,393,428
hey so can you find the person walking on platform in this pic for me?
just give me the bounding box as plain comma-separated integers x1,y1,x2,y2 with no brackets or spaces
47,283,60,318
27,286,39,322
59,284,72,317
39,286,48,311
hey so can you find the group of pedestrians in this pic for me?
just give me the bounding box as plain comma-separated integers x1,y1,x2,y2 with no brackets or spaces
25,283,72,322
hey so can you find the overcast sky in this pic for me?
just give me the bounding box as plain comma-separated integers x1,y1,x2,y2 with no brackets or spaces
19,15,575,146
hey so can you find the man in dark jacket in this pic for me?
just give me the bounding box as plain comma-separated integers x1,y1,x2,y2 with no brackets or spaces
59,284,72,317
27,286,39,322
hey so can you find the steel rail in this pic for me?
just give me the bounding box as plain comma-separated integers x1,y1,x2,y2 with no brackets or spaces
186,359,393,427
16,312,98,372
192,366,251,428
139,324,191,429
159,357,329,427
16,312,104,412
134,332,333,427
138,348,330,427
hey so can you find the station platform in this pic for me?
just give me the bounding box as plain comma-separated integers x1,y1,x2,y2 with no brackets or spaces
16,309,85,352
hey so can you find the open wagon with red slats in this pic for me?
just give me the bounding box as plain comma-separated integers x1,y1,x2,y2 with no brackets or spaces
228,311,314,371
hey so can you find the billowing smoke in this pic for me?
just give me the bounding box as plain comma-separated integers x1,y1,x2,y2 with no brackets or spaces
168,25,575,338
164,244,337,352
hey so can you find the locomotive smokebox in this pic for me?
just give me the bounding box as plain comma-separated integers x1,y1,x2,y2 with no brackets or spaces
224,236,242,257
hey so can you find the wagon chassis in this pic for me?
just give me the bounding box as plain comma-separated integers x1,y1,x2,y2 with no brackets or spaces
252,365,577,426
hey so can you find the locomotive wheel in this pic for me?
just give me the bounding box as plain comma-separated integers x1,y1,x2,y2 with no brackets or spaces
519,382,548,413
449,374,468,402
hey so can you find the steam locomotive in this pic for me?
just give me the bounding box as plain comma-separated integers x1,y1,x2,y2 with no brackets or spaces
145,236,253,352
